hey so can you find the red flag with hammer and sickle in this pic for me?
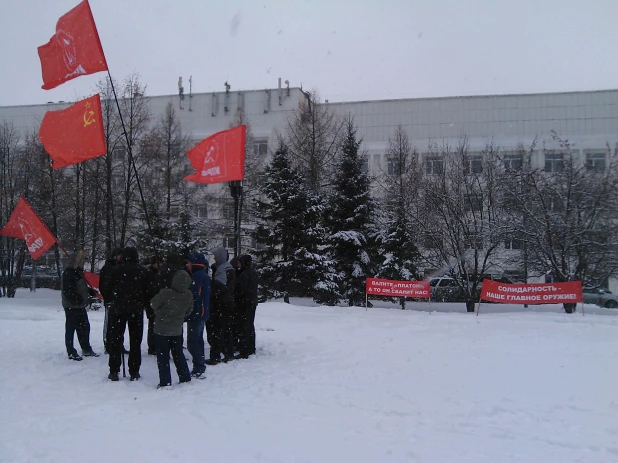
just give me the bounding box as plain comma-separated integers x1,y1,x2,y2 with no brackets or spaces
38,94,106,168
0,197,57,260
185,125,246,184
37,0,108,90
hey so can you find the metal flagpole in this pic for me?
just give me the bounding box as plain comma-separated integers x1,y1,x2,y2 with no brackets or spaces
106,71,153,239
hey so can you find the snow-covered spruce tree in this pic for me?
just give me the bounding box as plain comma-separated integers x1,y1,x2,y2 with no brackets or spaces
378,126,422,309
325,117,378,307
252,140,339,304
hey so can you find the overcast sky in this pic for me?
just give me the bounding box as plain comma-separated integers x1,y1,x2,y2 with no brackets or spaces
1,0,616,107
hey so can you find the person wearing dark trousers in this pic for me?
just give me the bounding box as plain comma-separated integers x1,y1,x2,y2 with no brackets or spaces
106,247,151,381
146,255,163,355
62,249,99,361
186,253,211,378
229,256,242,352
234,254,259,358
99,248,123,354
151,269,194,388
206,247,236,365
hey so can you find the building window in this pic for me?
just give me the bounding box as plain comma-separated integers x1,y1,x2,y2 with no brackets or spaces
464,194,483,212
586,152,606,172
112,147,126,161
503,154,523,171
466,234,483,250
223,235,235,248
425,155,443,175
544,153,564,173
361,155,369,174
222,201,235,220
253,140,268,158
504,237,522,250
465,155,483,174
194,204,208,218
169,205,179,218
112,174,124,190
251,237,266,250
547,195,563,212
387,158,395,175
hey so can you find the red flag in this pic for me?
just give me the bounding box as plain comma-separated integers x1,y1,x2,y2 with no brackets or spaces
38,94,106,168
0,197,57,260
83,271,103,300
185,125,246,184
37,0,108,90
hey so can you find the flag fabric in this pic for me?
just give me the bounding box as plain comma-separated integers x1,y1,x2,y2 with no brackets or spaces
0,197,57,260
38,94,106,168
37,0,108,90
83,271,102,300
185,125,246,184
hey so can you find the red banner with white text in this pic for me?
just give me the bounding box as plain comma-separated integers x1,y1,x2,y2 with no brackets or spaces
366,278,430,298
480,279,583,304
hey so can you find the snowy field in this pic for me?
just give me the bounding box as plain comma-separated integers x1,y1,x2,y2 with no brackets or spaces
1,289,617,463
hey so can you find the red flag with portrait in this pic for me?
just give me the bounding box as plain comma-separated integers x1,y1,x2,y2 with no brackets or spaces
185,125,246,184
0,197,57,260
37,0,108,90
38,94,106,168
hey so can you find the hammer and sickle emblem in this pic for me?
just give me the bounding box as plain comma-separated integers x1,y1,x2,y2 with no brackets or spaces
83,110,96,127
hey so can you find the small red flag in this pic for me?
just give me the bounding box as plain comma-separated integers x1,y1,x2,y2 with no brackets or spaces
83,271,103,300
0,197,57,260
37,0,108,90
38,94,106,168
185,125,246,184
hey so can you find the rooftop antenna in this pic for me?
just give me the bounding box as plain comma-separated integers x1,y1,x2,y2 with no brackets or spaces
224,81,230,92
178,77,184,110
188,75,193,111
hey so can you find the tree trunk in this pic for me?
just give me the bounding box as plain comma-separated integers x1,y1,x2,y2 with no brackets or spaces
466,300,476,313
563,303,576,314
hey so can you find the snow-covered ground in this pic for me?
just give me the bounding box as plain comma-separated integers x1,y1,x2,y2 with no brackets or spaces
1,289,617,463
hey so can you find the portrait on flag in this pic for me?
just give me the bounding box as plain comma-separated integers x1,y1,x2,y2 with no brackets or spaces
185,125,246,184
37,0,108,90
38,94,106,168
0,197,57,260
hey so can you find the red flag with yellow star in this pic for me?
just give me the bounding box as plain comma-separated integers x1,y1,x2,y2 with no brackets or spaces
38,94,106,168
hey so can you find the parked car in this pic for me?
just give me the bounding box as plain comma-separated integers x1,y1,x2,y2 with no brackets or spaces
583,288,618,309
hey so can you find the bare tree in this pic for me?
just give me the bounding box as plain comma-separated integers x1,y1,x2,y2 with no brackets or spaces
96,76,123,256
286,90,343,194
502,134,618,312
416,140,509,312
116,74,152,246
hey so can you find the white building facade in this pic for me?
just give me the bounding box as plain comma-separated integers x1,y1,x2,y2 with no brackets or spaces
1,85,617,290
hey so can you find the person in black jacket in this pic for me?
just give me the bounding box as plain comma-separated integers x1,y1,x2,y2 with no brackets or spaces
99,248,123,353
205,247,235,364
234,254,259,358
106,247,151,381
62,250,99,361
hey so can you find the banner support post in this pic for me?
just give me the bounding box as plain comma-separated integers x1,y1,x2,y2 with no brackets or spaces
365,292,368,311
476,296,482,316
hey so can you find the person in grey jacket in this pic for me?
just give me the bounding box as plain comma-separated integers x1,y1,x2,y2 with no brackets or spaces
61,249,98,361
151,269,194,388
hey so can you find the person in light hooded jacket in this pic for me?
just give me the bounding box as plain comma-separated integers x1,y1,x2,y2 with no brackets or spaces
205,247,235,364
151,269,193,388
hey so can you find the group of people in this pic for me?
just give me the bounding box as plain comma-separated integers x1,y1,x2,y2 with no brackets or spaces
61,246,258,388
